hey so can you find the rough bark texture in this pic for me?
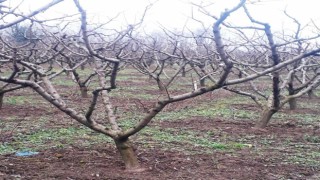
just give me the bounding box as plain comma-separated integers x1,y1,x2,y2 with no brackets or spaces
255,108,276,128
238,71,243,78
0,93,3,109
156,79,165,91
65,71,70,76
80,86,88,98
181,66,186,77
288,98,297,110
114,138,141,171
200,78,206,87
288,83,297,110
308,90,316,99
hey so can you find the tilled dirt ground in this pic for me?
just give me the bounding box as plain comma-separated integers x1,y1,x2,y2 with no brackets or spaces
0,71,319,179
0,143,318,180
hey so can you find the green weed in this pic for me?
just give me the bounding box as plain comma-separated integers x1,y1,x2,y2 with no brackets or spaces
287,152,320,167
141,127,249,151
157,97,257,121
4,96,27,105
53,79,75,86
0,127,113,155
0,143,15,154
303,134,320,143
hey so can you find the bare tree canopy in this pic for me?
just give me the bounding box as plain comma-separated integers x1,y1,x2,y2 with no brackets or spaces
0,0,319,172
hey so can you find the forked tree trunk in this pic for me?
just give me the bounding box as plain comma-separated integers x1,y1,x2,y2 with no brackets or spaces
80,86,88,98
288,98,297,110
0,93,3,109
255,108,276,128
114,138,141,171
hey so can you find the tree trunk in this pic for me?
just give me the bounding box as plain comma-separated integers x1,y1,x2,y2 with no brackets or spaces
255,108,276,128
156,79,165,91
114,138,142,171
288,83,297,110
288,98,297,110
80,86,88,98
238,71,243,78
308,90,316,99
0,93,3,109
200,78,206,87
181,66,186,77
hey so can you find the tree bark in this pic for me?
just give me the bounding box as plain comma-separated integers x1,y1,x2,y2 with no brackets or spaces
156,79,165,91
288,83,297,110
0,93,3,109
308,90,316,99
181,66,186,77
80,86,88,98
288,98,297,110
238,70,243,78
200,78,206,87
255,108,276,128
114,138,142,171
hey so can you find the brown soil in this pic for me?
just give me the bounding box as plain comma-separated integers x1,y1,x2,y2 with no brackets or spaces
0,72,319,179
0,144,317,180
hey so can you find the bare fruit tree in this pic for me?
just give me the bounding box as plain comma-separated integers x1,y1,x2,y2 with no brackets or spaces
212,5,320,128
0,0,65,109
1,0,320,171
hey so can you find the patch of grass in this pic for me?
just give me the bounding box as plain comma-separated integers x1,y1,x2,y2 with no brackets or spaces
114,75,132,81
77,69,95,76
0,127,113,155
274,112,319,125
117,115,142,130
4,96,27,105
141,127,249,151
299,100,320,109
303,134,320,143
53,79,75,86
117,85,159,91
158,97,258,121
0,143,15,154
287,152,320,167
3,94,42,106
111,90,156,100
0,116,19,123
0,116,50,135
